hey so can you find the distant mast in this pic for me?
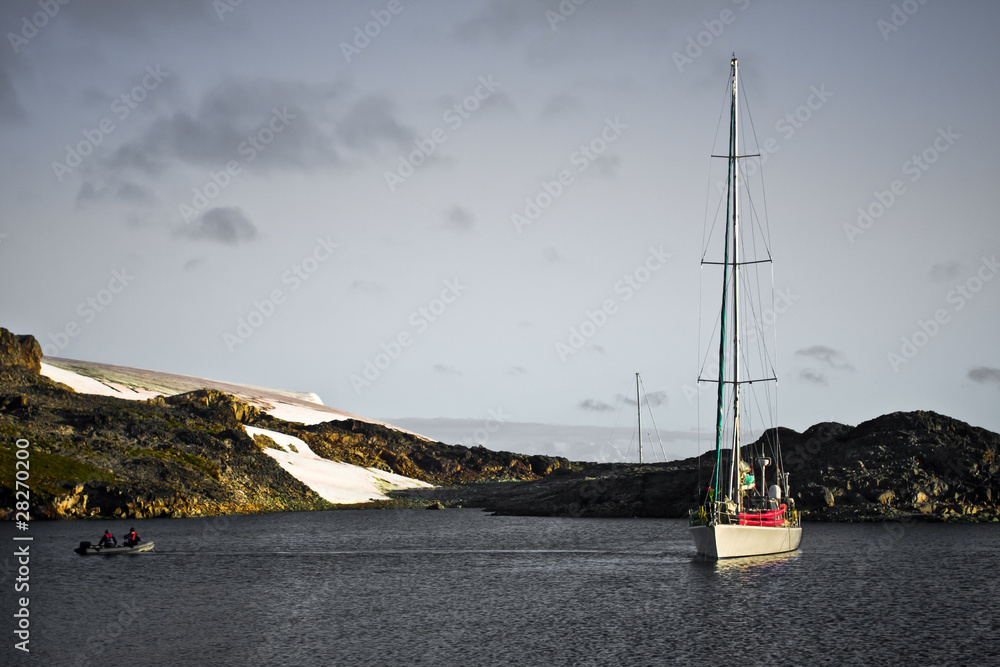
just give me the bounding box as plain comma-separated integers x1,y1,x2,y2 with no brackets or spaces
636,372,642,465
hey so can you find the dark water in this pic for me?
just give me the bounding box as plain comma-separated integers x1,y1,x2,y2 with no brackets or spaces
2,510,999,666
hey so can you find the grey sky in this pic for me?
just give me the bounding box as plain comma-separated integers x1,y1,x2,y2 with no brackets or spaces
2,0,998,460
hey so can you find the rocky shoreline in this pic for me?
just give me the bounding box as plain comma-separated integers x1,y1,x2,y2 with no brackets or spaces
3,327,998,522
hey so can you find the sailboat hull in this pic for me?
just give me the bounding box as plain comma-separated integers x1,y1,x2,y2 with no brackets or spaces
689,524,802,559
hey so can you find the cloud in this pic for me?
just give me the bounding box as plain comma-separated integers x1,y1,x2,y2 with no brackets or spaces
337,94,414,152
76,181,156,207
968,367,1000,385
615,390,669,408
590,153,620,177
104,80,413,176
508,365,528,376
930,261,962,282
350,280,383,294
540,92,584,119
63,0,215,34
454,1,542,42
179,207,257,244
541,246,566,264
443,205,475,232
800,368,827,385
0,63,25,123
183,258,205,271
579,398,614,412
433,363,462,376
796,345,854,370
644,391,668,407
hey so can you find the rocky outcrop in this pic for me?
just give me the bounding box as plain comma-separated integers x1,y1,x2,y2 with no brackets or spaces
265,418,570,486
0,328,42,373
778,411,999,521
0,366,332,520
397,411,1000,522
0,343,570,520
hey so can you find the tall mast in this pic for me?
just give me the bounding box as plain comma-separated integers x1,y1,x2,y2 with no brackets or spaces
722,56,743,511
636,372,642,465
730,56,743,511
712,59,737,505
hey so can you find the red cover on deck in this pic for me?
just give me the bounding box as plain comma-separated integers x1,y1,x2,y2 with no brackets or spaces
738,504,787,526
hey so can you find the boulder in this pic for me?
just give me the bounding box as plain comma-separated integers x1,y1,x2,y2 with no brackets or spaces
0,328,42,373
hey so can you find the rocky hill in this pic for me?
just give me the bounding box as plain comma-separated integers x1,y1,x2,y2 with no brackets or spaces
0,328,569,520
396,413,1000,523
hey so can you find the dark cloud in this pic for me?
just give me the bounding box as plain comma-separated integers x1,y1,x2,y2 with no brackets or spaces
644,391,668,407
104,80,412,176
443,205,475,232
179,207,257,245
616,390,669,408
62,0,219,36
796,345,854,370
579,398,614,412
968,367,1000,385
337,94,413,152
800,368,827,385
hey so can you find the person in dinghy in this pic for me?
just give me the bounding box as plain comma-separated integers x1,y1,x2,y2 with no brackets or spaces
124,527,142,547
97,529,117,548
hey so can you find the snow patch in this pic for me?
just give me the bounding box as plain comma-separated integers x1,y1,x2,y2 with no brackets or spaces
244,425,433,504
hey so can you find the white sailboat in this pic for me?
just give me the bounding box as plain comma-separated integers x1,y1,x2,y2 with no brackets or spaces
688,56,802,559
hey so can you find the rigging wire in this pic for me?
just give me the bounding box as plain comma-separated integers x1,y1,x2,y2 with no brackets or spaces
599,375,640,462
638,374,670,463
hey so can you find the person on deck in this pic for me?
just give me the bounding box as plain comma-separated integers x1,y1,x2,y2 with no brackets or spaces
124,528,142,547
98,529,117,548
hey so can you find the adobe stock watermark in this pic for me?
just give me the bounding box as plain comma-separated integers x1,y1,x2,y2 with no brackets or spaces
672,0,751,73
51,65,170,183
710,83,832,196
887,254,998,372
78,600,144,667
213,0,244,21
555,246,670,362
682,286,799,404
511,116,627,234
384,74,502,192
179,106,295,222
7,0,70,54
350,278,468,394
844,126,959,244
223,236,339,352
340,0,411,63
544,0,588,31
460,407,510,448
42,267,136,357
877,0,929,41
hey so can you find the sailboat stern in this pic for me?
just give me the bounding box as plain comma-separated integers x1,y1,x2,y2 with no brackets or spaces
689,523,802,559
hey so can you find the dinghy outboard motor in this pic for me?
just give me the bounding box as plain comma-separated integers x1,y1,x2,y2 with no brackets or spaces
75,541,92,555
